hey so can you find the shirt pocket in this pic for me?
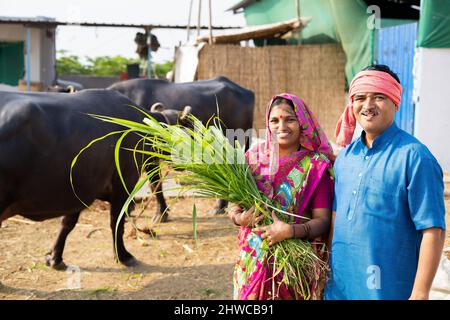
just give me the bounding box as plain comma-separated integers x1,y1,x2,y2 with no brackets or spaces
363,176,400,222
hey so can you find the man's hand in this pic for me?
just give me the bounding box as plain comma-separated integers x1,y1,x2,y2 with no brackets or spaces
409,227,445,300
409,292,429,300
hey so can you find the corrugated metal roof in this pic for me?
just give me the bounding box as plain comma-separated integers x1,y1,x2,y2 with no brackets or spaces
0,16,56,23
0,16,240,30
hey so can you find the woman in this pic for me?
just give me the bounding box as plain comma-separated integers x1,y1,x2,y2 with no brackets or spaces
228,93,334,300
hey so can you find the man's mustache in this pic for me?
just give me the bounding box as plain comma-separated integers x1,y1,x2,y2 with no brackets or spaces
360,107,379,116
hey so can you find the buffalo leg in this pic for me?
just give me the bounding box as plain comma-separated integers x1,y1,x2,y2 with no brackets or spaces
150,168,169,223
211,132,252,215
45,212,80,270
212,199,228,215
211,132,253,216
110,197,138,267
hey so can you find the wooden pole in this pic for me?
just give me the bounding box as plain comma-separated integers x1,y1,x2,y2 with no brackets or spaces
197,0,202,37
147,28,152,78
187,0,194,42
296,0,302,44
208,0,213,44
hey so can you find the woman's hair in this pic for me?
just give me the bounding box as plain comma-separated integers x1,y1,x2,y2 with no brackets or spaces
269,97,296,114
363,64,401,84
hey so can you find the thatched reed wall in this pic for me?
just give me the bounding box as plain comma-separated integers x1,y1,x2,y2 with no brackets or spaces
197,44,346,142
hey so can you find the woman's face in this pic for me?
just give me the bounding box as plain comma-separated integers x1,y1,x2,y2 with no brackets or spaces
268,102,301,150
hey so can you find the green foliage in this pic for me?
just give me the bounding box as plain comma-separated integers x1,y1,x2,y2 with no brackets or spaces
56,54,91,75
154,61,174,78
56,51,172,77
87,56,140,76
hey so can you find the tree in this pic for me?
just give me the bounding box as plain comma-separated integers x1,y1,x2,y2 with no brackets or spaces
56,51,173,78
56,54,91,75
154,61,174,79
88,56,141,76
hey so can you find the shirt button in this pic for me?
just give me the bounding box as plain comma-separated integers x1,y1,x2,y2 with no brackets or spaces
358,172,362,177
352,190,357,195
364,156,370,160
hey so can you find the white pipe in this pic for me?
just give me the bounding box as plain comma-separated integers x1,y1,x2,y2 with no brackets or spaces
197,0,202,37
147,30,152,78
208,0,213,44
187,0,194,42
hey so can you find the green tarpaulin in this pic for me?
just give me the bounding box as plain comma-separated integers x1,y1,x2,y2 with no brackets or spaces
240,0,418,82
417,0,450,48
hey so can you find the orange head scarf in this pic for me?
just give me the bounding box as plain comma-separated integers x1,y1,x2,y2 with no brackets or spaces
335,70,403,147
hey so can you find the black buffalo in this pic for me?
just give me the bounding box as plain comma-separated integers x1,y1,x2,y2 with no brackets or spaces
108,76,255,215
0,89,166,269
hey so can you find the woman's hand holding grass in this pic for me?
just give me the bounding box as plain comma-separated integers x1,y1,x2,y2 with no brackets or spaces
228,205,263,227
253,211,294,246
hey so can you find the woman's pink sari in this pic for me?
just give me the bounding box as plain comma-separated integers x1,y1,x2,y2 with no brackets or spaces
233,93,334,300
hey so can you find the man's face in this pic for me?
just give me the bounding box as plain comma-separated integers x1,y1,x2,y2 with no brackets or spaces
352,92,398,137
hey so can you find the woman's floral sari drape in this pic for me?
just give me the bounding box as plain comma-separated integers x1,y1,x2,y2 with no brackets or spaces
233,93,334,300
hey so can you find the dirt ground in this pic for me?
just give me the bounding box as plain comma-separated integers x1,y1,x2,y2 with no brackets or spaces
0,196,239,300
1,194,449,300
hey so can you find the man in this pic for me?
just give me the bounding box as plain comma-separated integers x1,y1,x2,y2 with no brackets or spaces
324,65,446,300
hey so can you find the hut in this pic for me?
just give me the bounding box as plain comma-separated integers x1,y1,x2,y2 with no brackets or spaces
226,0,450,170
0,16,57,91
175,17,346,141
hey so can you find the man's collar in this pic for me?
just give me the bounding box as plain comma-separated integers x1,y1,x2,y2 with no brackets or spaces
358,122,400,150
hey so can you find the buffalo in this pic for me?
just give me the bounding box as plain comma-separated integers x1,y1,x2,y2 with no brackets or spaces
0,89,167,269
108,76,255,215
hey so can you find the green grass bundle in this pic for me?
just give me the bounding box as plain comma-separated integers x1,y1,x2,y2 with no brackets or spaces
85,108,327,299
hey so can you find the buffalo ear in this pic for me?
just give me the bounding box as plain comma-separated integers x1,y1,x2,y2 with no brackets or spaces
179,106,192,121
150,102,166,112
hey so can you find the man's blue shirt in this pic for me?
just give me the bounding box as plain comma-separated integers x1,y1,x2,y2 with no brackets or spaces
324,122,446,300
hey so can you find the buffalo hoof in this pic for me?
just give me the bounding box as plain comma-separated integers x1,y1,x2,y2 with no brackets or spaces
45,254,67,270
120,256,139,267
152,213,170,224
210,207,226,215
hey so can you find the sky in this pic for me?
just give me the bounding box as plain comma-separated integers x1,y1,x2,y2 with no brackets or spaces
0,0,246,63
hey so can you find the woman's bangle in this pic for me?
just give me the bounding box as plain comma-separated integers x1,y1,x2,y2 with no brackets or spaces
292,223,311,239
302,222,311,239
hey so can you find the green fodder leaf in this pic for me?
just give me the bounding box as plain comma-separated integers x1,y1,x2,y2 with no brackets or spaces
271,249,290,279
70,130,124,208
89,114,152,133
114,174,151,260
87,110,325,298
121,148,173,161
126,104,153,119
114,129,136,195
131,134,150,175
